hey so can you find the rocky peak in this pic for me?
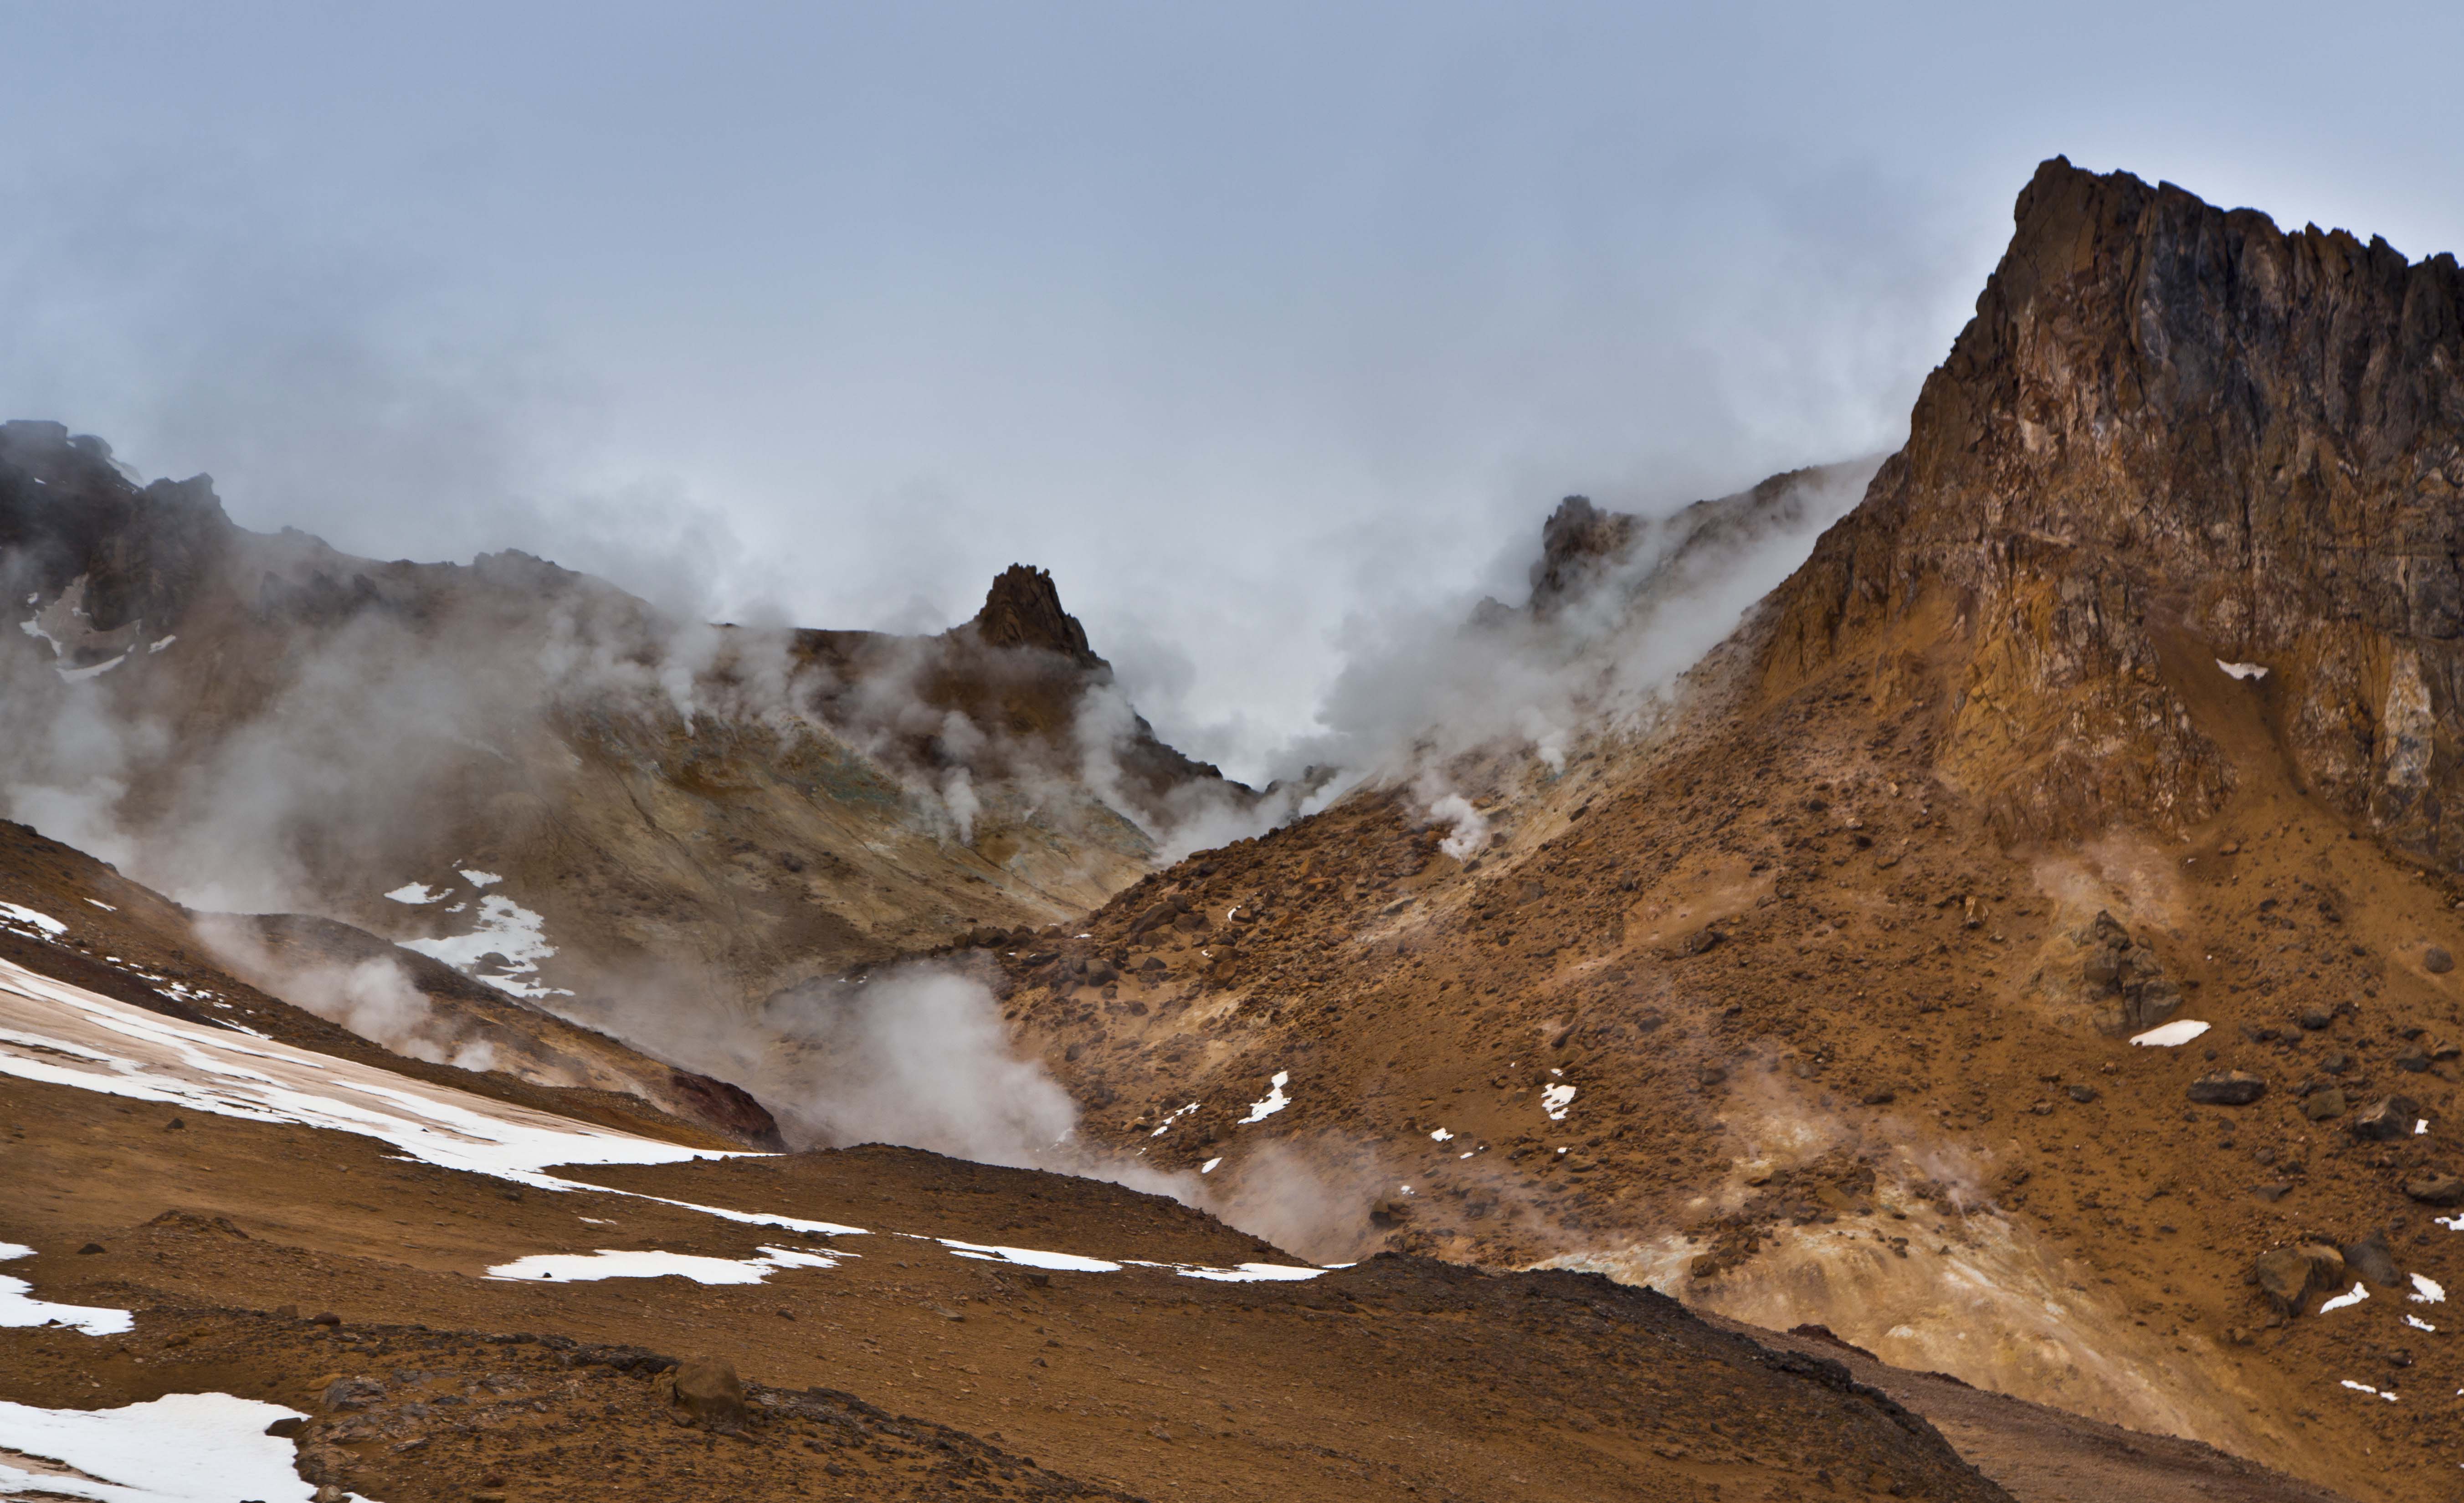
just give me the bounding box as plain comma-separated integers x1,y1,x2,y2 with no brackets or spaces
1761,158,2464,860
1529,495,1639,613
1,417,234,635
967,563,1105,668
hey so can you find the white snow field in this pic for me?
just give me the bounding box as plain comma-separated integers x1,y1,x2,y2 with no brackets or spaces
0,1391,378,1502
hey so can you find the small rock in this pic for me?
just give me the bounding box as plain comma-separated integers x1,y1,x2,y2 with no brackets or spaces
272,1303,298,1321
2395,1045,2432,1073
2295,1007,2333,1031
312,1488,348,1503
2427,946,2455,975
2253,1183,2295,1202
2402,1173,2464,1207
2301,1088,2348,1121
75,1243,103,1255
2067,1084,2100,1104
2321,1052,2353,1074
2351,1096,2422,1142
262,1416,305,1438
321,1377,385,1412
309,1312,341,1327
2188,1071,2266,1106
164,1117,185,1131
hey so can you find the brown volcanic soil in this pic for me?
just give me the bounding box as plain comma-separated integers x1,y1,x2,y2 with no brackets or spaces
0,1064,2020,1503
994,624,2458,1498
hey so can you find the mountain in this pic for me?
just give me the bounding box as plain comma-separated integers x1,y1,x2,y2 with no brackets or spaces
0,156,2437,1502
0,423,1253,1029
980,160,2464,1501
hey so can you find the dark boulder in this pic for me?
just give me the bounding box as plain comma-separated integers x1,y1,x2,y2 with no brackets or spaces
2187,1071,2266,1106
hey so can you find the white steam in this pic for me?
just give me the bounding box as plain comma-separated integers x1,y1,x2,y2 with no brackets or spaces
195,916,498,1072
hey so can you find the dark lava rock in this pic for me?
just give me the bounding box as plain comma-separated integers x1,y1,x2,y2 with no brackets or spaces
2187,1071,2266,1106
2395,1045,2433,1073
2345,1230,2403,1288
2066,1084,2100,1103
2295,1006,2334,1031
2352,1096,2422,1141
321,1377,385,1411
2427,945,2455,975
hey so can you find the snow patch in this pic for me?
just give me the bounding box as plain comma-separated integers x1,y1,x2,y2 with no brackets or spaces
0,1391,349,1503
1542,1083,1577,1121
2129,1019,2210,1047
2407,1314,2438,1332
400,894,566,999
1149,1102,1199,1137
0,1243,131,1337
384,883,442,905
2320,1282,2370,1313
0,902,67,938
1237,1071,1291,1125
2412,1273,2445,1304
2217,660,2270,681
937,1239,1119,1273
1156,1261,1326,1284
56,653,127,683
459,869,503,887
0,957,729,1189
2340,1379,2399,1402
1200,1156,1222,1174
1430,1127,1453,1142
487,1245,840,1284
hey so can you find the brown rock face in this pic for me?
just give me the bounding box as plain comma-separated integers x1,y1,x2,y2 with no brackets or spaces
2079,910,2181,1035
1762,156,2464,860
966,563,1103,668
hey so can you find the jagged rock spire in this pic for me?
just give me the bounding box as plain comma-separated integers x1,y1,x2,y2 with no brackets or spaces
970,564,1104,668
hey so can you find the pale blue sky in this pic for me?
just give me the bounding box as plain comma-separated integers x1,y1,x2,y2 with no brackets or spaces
4,2,2459,779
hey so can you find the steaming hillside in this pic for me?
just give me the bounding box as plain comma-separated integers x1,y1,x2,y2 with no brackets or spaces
0,157,2436,1503
983,160,2464,1501
0,428,1254,1030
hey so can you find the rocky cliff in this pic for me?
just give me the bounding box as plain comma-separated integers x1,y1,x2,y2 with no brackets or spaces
1764,157,2464,857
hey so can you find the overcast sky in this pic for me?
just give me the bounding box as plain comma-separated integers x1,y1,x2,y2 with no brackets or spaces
5,2,2461,782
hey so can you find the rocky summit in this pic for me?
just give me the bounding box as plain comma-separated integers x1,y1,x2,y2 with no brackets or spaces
5,156,2454,1503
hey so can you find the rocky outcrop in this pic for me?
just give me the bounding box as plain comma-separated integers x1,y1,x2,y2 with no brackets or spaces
1760,157,2464,860
1529,496,1639,615
966,563,1104,667
2080,910,2182,1035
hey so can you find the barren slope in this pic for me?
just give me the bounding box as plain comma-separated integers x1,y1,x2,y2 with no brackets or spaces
976,161,2464,1500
